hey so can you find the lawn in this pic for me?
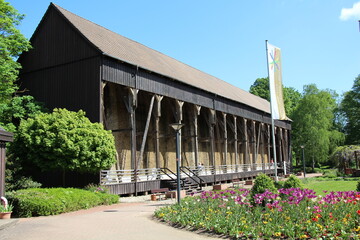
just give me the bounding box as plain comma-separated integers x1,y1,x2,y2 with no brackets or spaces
303,178,358,195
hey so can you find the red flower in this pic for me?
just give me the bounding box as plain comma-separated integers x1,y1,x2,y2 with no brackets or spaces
312,217,319,222
357,210,360,215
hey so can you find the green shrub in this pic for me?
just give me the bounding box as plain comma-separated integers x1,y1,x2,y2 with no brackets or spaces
282,175,303,189
6,188,119,217
13,108,117,173
357,180,360,192
250,174,277,201
274,180,285,189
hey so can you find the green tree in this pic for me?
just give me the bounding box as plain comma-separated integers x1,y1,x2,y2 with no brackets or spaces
249,77,270,101
340,75,360,144
249,77,301,118
0,95,46,132
0,0,31,103
13,108,117,173
292,84,344,169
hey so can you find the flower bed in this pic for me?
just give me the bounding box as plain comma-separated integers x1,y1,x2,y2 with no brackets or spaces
155,188,360,239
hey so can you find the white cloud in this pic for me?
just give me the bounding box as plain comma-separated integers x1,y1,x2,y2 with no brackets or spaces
340,1,360,21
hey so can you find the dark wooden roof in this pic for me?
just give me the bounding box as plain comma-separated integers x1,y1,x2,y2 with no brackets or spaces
52,3,271,114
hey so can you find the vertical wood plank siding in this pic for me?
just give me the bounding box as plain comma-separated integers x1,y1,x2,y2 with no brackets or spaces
20,57,101,122
102,57,136,88
18,7,98,73
137,69,214,109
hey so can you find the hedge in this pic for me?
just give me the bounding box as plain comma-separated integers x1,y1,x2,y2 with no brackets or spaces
6,188,119,217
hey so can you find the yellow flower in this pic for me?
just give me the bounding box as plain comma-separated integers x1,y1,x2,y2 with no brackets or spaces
274,232,281,237
300,234,308,239
158,213,165,218
353,226,360,232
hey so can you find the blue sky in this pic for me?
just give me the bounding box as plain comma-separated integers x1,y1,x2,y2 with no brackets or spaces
8,0,360,96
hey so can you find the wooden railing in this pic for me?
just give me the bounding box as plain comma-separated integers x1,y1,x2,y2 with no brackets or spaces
100,163,277,185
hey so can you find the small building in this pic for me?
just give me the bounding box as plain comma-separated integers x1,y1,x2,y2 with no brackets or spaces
0,128,13,196
18,3,291,195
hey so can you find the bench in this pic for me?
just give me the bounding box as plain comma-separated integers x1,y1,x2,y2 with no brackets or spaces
232,179,245,188
150,188,169,201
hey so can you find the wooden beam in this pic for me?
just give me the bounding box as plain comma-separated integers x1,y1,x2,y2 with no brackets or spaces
209,109,216,169
154,95,163,169
233,116,238,167
136,95,155,169
243,118,248,165
193,105,201,167
252,120,256,170
260,123,265,171
125,88,138,170
223,113,228,166
175,100,184,166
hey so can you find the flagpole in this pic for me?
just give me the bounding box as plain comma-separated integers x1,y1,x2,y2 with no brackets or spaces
265,40,278,182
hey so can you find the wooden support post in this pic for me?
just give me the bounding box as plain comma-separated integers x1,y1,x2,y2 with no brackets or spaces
255,122,262,164
223,113,228,167
278,128,283,171
209,109,216,171
233,116,238,170
193,105,201,167
154,95,163,169
125,88,138,171
175,100,184,123
243,118,249,166
175,100,184,166
260,123,265,171
252,120,256,170
283,129,288,170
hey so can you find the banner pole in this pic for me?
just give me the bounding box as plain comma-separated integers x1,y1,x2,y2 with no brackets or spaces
265,40,278,182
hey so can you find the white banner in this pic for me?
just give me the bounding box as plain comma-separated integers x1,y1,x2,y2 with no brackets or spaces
267,42,287,120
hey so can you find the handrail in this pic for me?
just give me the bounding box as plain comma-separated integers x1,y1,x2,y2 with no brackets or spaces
159,167,185,188
180,166,204,189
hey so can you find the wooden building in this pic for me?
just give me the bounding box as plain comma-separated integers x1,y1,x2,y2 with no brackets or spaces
18,3,291,195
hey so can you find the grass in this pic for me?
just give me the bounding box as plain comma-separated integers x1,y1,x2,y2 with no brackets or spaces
302,178,357,195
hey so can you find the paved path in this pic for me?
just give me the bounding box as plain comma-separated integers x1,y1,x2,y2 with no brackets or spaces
0,199,220,240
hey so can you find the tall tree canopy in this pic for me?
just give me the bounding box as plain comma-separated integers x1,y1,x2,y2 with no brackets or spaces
249,77,301,118
0,0,31,103
291,84,344,167
340,75,360,145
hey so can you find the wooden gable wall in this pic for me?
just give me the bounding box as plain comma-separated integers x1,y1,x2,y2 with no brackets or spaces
18,5,102,122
